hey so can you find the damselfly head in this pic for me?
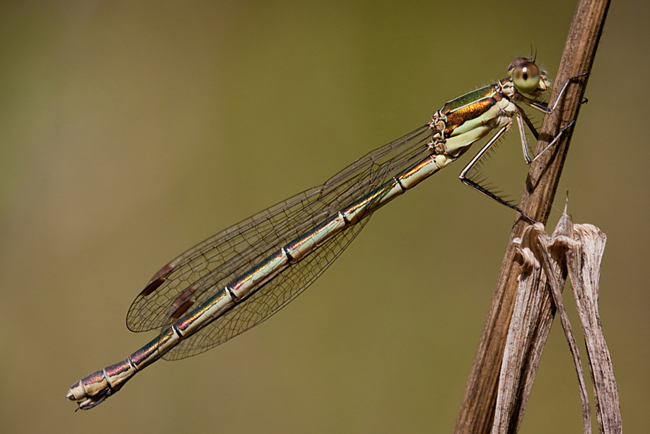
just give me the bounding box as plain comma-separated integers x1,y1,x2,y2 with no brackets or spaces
507,57,551,96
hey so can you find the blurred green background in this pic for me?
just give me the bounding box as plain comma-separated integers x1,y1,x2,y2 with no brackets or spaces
1,1,647,432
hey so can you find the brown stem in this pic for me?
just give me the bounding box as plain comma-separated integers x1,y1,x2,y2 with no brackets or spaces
453,0,611,432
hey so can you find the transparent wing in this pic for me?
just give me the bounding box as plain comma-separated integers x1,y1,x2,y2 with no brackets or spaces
163,217,369,360
126,124,433,336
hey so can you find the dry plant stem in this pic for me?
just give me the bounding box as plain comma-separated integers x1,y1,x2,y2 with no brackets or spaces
563,226,622,433
491,214,592,434
536,218,592,434
492,213,621,434
490,224,558,434
453,0,611,432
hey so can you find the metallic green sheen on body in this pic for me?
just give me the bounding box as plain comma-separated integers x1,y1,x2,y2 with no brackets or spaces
67,57,558,412
440,84,504,137
441,84,498,113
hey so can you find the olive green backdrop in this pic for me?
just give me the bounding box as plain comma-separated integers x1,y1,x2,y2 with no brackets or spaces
1,1,647,432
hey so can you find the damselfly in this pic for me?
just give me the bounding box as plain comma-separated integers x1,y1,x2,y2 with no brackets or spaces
67,57,579,410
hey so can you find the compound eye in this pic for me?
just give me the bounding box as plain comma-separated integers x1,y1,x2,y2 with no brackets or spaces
511,60,541,94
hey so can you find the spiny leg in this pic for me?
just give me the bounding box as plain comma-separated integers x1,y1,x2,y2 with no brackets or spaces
515,108,538,164
529,121,576,163
513,107,574,164
458,125,535,223
460,118,579,224
516,72,588,163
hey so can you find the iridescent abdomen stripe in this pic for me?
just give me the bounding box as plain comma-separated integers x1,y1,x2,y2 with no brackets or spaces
69,150,449,407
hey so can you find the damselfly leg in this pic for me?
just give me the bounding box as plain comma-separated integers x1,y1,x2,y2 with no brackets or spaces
455,69,588,222
67,57,588,410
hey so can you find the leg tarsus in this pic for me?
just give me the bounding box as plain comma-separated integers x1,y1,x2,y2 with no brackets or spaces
531,120,575,163
460,176,536,223
458,125,536,223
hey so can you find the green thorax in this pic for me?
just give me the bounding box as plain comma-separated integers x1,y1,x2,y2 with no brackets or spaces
440,82,508,137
